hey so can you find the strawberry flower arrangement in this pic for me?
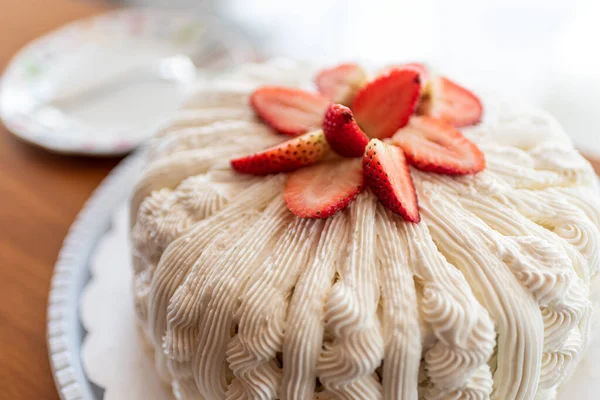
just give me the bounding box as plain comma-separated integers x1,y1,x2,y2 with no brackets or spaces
230,62,485,223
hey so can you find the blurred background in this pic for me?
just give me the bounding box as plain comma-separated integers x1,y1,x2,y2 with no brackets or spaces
2,0,599,154
0,1,598,399
119,0,600,155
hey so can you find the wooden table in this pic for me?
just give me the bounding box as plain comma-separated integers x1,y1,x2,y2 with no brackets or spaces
0,1,114,399
0,1,599,399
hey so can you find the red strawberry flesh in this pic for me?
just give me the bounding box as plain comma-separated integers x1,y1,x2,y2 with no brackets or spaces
380,62,430,84
422,76,483,127
250,86,330,136
284,158,364,218
352,68,422,139
363,139,420,222
392,116,485,175
315,63,368,106
231,129,329,175
323,103,370,157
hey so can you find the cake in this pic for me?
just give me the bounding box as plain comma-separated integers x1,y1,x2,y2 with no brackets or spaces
130,60,600,400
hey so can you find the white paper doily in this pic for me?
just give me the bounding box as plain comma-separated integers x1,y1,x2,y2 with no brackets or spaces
80,193,600,400
80,204,172,400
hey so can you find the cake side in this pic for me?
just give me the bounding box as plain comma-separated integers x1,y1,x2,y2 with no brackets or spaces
130,61,600,400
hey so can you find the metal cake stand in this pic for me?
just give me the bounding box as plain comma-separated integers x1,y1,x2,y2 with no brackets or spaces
46,150,600,399
47,153,143,400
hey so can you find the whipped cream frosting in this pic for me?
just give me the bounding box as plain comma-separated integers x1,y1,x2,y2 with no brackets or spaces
130,60,600,400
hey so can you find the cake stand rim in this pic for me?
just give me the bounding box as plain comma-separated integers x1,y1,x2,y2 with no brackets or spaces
47,151,144,400
46,149,600,400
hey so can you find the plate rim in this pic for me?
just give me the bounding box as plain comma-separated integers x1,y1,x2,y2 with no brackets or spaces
47,152,143,400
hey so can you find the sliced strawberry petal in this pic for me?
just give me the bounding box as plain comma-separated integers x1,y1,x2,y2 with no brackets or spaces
363,139,420,222
352,68,422,139
392,116,485,175
322,103,370,158
380,62,430,84
231,129,329,175
284,158,364,218
422,76,483,127
315,63,368,106
250,86,330,136
379,63,433,117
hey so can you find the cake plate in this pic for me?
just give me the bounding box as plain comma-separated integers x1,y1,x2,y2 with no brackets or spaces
47,151,600,400
47,152,144,399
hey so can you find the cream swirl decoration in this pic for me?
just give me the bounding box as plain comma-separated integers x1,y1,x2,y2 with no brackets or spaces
130,60,600,400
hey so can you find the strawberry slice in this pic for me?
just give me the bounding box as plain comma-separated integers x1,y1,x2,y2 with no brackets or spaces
391,116,485,175
380,63,433,116
380,62,430,85
420,76,483,127
284,158,364,218
250,86,330,136
352,68,421,139
231,129,329,175
363,139,420,222
315,63,368,106
322,103,370,157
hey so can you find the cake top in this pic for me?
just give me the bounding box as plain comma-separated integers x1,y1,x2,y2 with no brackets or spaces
131,60,600,400
229,62,486,223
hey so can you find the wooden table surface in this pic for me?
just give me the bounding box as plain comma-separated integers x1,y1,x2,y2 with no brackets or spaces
0,1,115,399
0,1,599,399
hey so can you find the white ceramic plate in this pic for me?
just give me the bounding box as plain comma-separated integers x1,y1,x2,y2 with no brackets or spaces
0,9,256,156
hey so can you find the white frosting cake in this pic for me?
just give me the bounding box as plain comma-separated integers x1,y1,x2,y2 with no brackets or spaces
130,61,600,400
